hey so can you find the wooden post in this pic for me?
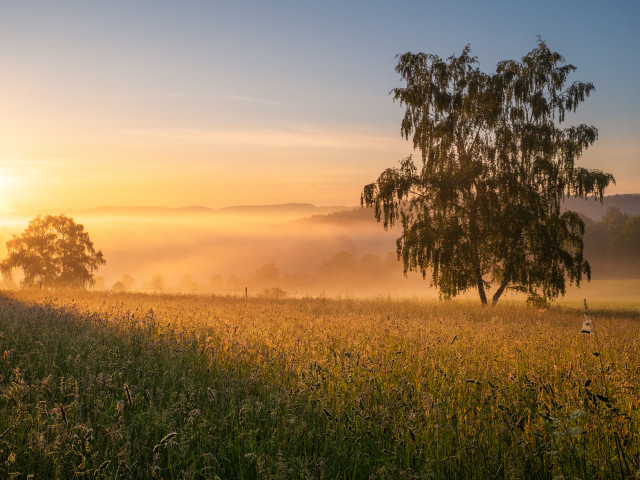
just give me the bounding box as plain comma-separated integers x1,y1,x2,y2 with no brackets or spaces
244,286,248,299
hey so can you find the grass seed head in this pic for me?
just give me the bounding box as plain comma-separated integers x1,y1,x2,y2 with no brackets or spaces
125,384,132,406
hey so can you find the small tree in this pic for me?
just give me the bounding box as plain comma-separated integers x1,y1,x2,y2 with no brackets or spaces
121,274,136,290
148,274,166,292
1,214,105,289
362,40,614,305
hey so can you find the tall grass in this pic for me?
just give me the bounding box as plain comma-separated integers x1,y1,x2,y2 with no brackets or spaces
0,291,638,479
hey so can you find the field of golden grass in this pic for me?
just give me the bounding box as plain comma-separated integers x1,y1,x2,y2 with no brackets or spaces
0,290,639,479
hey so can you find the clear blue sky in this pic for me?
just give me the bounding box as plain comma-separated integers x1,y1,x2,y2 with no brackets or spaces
1,0,638,212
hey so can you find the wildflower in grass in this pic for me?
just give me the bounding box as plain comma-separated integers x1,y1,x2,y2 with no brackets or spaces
569,409,585,421
554,426,583,437
580,299,592,334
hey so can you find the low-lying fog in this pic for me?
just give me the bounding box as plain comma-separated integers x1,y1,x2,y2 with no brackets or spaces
1,203,638,301
0,205,431,297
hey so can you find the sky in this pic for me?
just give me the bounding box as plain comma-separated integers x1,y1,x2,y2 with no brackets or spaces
1,0,639,214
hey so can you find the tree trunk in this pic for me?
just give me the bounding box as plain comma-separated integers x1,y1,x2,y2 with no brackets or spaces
469,205,487,305
475,263,487,305
491,277,510,305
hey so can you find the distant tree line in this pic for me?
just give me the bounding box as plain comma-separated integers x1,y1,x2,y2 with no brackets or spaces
583,207,640,277
224,253,421,295
91,252,427,296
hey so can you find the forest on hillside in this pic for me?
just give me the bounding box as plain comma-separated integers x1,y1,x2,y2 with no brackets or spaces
583,207,640,277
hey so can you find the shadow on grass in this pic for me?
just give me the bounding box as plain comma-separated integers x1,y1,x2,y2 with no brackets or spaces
0,293,336,479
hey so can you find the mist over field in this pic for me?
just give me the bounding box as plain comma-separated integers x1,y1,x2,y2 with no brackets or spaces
0,204,427,296
1,197,639,301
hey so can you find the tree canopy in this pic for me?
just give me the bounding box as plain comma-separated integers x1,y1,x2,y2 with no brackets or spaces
362,39,614,305
1,214,105,289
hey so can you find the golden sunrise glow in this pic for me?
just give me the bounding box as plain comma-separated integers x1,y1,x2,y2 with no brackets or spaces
3,126,637,215
0,167,21,214
0,124,410,213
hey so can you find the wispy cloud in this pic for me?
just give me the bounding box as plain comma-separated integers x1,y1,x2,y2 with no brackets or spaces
126,125,406,151
72,92,294,106
73,92,195,100
0,158,69,172
219,94,295,107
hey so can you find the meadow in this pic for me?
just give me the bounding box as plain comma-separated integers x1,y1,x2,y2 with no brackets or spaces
0,290,638,479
